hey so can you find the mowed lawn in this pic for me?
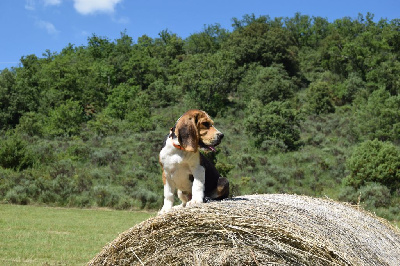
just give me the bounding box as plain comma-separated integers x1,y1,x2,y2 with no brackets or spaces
0,204,155,265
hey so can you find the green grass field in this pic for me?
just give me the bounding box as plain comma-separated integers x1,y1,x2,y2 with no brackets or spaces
0,204,155,265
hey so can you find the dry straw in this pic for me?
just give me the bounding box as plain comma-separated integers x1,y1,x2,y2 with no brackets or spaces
89,194,400,265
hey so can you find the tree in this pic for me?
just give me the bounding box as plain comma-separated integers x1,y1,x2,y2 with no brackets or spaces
345,139,400,190
284,13,313,47
245,100,302,151
306,81,335,114
87,34,113,59
0,69,17,129
238,64,297,105
44,99,84,137
225,14,299,76
0,132,35,170
105,83,140,120
179,51,238,116
356,88,400,142
336,72,365,104
185,24,229,54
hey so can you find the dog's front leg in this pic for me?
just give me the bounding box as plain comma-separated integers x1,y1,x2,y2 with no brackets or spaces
187,165,205,206
159,177,175,214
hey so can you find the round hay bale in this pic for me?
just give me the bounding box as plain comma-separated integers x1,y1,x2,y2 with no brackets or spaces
89,194,400,265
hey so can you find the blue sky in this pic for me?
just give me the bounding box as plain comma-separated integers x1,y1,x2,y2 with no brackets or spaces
1,0,399,70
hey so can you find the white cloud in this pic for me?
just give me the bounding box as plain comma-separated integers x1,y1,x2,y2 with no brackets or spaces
36,19,60,35
112,16,130,24
25,0,62,10
43,0,62,6
73,0,123,15
25,0,36,10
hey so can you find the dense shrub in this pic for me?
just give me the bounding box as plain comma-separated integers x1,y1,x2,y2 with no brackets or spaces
306,81,335,114
345,139,400,190
0,133,36,170
125,93,154,132
180,51,237,116
245,100,302,151
86,113,119,137
336,73,365,104
16,112,44,136
355,88,400,142
238,64,297,104
44,99,85,137
5,185,30,205
358,183,391,208
339,183,391,209
105,83,140,120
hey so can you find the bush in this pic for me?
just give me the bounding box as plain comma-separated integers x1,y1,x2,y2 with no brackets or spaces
339,183,392,212
87,112,119,137
105,83,140,120
245,100,302,151
306,81,335,114
345,139,400,190
16,112,45,136
0,133,36,170
358,183,391,208
125,93,154,132
4,185,30,205
92,185,122,208
44,99,85,137
238,64,297,104
336,73,365,104
90,149,121,166
355,88,400,142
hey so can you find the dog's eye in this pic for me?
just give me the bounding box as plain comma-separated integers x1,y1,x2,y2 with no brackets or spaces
202,122,211,128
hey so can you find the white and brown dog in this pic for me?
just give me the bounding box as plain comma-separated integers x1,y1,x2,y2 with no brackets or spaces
158,109,229,214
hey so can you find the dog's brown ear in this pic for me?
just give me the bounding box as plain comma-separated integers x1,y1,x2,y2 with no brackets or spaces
175,113,199,152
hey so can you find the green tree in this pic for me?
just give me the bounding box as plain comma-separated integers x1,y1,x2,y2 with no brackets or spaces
44,99,84,137
87,34,114,59
336,72,365,104
356,88,400,142
245,100,302,151
38,46,110,109
185,24,229,54
345,139,400,190
226,14,299,76
104,83,140,120
0,132,35,170
284,13,313,47
0,69,17,129
306,81,335,114
179,51,238,116
238,64,297,105
125,93,153,132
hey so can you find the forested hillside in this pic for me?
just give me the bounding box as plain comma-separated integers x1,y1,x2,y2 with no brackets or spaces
1,13,399,222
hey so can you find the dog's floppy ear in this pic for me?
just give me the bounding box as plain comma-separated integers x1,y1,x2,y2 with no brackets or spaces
175,112,199,152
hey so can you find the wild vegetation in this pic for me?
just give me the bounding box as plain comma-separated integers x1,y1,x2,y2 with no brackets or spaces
1,13,399,222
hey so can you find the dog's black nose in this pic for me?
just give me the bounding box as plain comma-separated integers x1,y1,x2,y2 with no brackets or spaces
218,133,224,141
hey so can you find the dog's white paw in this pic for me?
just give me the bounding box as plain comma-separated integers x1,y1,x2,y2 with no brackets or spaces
172,203,187,210
158,206,172,215
186,198,203,207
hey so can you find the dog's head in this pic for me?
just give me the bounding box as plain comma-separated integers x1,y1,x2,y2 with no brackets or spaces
174,109,224,152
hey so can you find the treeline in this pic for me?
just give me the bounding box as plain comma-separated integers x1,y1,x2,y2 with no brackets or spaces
0,13,399,221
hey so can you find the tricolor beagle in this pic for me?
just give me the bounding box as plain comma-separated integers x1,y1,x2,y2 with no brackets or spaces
158,109,229,214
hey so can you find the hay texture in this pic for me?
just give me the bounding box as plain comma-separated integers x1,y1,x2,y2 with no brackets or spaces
89,194,400,265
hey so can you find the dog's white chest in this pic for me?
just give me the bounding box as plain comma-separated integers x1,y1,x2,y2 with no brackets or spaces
159,139,199,192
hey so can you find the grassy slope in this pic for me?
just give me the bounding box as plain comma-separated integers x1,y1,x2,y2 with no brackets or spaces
0,204,155,265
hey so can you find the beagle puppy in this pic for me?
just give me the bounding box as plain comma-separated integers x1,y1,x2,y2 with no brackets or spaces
158,109,229,214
